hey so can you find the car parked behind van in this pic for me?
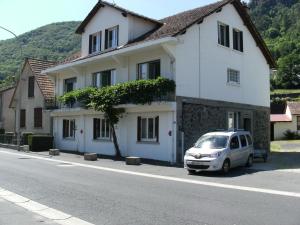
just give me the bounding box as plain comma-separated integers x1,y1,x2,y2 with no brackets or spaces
184,130,254,174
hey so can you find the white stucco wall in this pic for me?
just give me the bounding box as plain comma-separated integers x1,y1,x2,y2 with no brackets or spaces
175,4,270,107
274,115,299,140
52,104,176,163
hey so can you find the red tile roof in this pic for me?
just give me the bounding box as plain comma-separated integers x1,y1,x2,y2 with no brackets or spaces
27,58,56,102
287,102,300,115
270,114,292,122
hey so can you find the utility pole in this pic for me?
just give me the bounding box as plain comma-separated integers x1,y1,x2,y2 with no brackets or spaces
0,26,23,150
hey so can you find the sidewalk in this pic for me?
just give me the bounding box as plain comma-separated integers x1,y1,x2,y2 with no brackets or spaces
0,198,58,225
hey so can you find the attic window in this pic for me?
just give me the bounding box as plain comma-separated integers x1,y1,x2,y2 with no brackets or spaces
89,32,101,54
233,28,243,52
218,22,230,47
28,76,35,98
105,26,119,49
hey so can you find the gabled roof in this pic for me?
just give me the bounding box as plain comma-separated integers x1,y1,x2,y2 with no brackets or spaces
287,102,300,115
9,58,56,108
76,0,163,34
53,0,276,69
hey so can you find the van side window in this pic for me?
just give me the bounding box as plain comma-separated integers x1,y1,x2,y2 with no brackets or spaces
240,135,247,147
246,135,253,145
230,136,240,149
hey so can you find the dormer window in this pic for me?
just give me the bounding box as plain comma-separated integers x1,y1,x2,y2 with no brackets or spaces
105,26,119,49
89,32,101,54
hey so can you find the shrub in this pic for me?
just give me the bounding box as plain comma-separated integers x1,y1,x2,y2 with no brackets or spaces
283,130,300,140
29,135,54,152
22,132,33,145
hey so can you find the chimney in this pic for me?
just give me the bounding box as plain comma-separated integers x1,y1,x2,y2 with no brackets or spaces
241,1,250,14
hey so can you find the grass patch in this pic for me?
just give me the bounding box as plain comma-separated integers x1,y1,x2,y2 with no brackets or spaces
271,89,300,95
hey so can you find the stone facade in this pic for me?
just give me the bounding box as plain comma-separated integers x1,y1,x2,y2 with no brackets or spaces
176,96,270,163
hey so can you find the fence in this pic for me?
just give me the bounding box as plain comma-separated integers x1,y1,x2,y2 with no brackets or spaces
0,134,21,145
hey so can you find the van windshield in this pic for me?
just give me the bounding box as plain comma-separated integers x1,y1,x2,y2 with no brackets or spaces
195,135,229,149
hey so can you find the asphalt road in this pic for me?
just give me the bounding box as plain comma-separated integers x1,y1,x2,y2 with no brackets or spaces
0,149,300,225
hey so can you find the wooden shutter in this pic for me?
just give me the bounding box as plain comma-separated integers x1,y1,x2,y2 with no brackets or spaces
63,120,69,138
89,35,92,54
99,31,102,51
240,31,243,52
225,25,230,47
155,116,159,143
20,109,26,128
28,76,35,98
137,116,141,142
116,26,119,46
93,118,99,139
105,29,108,49
34,108,43,128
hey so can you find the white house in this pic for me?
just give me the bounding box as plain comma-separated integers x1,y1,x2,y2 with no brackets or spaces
44,0,275,163
271,102,300,140
10,58,56,135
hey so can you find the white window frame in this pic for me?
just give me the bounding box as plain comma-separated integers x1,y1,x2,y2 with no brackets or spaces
63,119,76,139
227,69,240,86
92,69,116,88
218,21,229,47
140,117,157,142
94,118,111,140
107,26,118,49
137,60,161,80
233,28,243,52
91,32,101,54
228,112,240,130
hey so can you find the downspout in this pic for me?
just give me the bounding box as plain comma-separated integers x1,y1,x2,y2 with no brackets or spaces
198,24,202,98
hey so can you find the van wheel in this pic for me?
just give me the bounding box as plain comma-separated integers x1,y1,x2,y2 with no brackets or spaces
222,159,230,174
246,155,253,167
187,169,196,175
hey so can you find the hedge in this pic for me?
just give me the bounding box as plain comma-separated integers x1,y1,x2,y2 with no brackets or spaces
28,135,54,152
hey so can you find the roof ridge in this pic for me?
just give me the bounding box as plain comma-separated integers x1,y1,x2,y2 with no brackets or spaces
26,57,56,63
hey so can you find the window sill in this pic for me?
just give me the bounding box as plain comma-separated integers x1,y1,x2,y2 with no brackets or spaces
34,127,43,129
217,43,230,50
232,49,244,54
227,82,240,87
93,139,112,143
136,141,160,145
63,138,75,141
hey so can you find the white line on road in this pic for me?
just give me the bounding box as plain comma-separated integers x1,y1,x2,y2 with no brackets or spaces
1,149,300,199
0,187,94,225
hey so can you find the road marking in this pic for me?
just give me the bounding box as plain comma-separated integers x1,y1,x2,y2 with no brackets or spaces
0,187,94,225
1,149,300,199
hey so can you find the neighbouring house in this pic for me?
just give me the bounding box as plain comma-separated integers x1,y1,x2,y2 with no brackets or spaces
271,102,300,140
43,0,275,163
0,86,16,132
10,58,56,135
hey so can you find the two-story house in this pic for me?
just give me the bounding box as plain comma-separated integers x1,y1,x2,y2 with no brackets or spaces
10,58,56,135
44,0,275,163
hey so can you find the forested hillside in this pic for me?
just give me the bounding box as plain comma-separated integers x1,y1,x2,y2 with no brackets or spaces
249,0,300,89
0,21,81,80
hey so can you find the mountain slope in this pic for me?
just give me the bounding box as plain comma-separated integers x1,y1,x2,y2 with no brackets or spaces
0,21,81,79
249,0,300,89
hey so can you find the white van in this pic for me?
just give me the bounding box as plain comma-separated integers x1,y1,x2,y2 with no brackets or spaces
184,131,254,174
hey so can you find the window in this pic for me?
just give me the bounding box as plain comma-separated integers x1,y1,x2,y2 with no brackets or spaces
218,22,230,47
105,26,119,49
228,112,241,130
246,134,253,145
137,116,159,142
89,32,101,54
297,117,300,131
28,76,35,98
227,69,240,85
230,136,240,149
20,109,26,128
233,28,243,52
137,60,161,80
93,118,111,140
63,119,75,139
64,78,77,93
92,69,116,88
34,108,43,128
240,135,247,148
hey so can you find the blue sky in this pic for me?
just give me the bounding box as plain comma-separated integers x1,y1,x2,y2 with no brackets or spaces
0,0,249,41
